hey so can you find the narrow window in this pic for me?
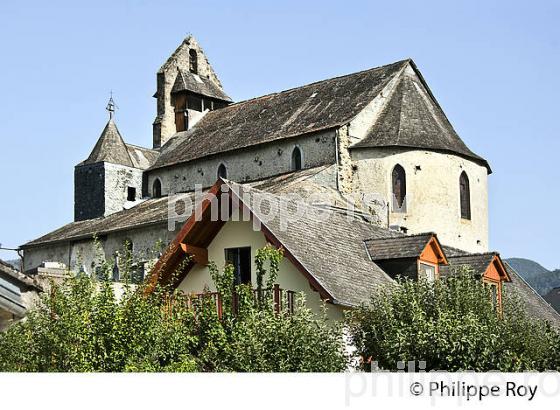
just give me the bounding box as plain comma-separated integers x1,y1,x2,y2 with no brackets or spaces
392,164,406,212
225,247,251,285
127,187,136,201
217,164,227,179
153,179,162,198
189,49,198,74
460,171,471,220
291,146,302,171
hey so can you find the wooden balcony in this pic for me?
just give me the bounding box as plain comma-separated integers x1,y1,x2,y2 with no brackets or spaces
166,284,296,320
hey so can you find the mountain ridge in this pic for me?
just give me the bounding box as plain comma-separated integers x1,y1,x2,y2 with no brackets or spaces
505,257,560,296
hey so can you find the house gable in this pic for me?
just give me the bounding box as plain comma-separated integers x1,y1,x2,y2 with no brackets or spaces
147,179,334,302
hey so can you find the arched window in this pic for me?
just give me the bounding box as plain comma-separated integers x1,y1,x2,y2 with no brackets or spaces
392,164,406,212
189,49,198,74
291,146,303,171
152,178,162,198
217,163,227,179
460,171,471,220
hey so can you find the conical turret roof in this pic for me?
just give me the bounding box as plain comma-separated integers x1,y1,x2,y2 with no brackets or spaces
82,119,133,167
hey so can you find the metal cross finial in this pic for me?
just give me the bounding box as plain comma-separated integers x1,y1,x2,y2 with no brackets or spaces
106,91,118,119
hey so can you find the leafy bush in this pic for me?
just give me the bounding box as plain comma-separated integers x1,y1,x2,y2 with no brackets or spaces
346,271,560,371
0,245,346,372
193,246,347,371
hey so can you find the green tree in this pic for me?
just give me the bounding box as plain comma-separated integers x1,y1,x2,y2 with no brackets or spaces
346,271,560,371
0,245,346,372
193,245,347,371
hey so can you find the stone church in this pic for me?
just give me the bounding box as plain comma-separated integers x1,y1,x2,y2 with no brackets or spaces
20,36,560,325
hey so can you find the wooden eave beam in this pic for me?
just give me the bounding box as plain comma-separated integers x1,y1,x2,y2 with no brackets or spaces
180,243,208,266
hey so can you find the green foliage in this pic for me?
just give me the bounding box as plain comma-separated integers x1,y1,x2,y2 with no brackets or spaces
347,271,560,371
197,246,347,371
0,245,346,372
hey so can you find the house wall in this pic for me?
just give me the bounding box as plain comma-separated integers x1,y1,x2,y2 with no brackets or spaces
146,130,337,196
351,147,489,253
177,220,344,321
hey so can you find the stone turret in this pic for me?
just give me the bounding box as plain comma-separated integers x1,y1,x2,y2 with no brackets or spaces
75,96,160,222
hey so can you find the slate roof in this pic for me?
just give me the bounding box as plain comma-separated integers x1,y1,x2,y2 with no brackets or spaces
81,119,133,167
364,233,435,261
126,144,160,170
21,167,337,249
150,60,409,170
172,69,231,101
0,260,38,289
504,263,560,328
439,253,497,278
544,287,560,314
21,194,192,248
151,59,488,173
225,181,402,306
0,260,40,317
352,71,490,171
439,249,560,327
79,120,159,169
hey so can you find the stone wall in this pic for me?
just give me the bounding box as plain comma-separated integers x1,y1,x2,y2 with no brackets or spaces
351,147,489,253
74,162,105,221
153,37,224,149
146,130,337,196
75,162,143,221
104,163,143,216
23,224,177,274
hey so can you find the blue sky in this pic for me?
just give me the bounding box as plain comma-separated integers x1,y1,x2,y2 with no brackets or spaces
0,1,558,269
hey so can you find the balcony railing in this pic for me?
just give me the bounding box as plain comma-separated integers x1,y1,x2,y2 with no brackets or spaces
166,284,296,320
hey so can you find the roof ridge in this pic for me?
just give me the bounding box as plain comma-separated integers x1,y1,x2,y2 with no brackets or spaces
224,59,410,109
158,35,193,73
364,232,436,242
125,142,159,152
448,252,498,258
